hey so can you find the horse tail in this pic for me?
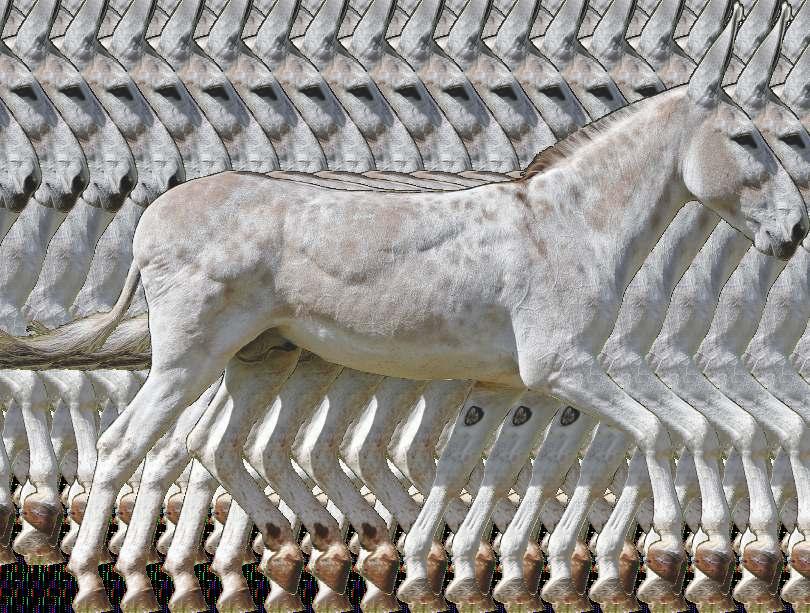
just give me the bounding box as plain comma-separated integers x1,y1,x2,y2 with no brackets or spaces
0,263,142,369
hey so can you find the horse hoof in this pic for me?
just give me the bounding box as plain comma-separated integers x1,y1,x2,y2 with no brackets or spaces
446,576,486,605
117,493,136,525
493,576,536,605
646,543,687,585
694,543,735,586
358,542,399,594
397,576,438,606
619,542,641,595
743,542,783,584
0,547,15,566
522,541,545,595
733,573,779,610
589,577,640,611
541,577,587,609
361,586,401,612
427,541,448,595
313,586,352,612
70,493,88,524
168,586,209,612
216,586,256,613
22,546,65,566
265,587,303,612
637,574,686,610
475,541,497,594
456,594,498,612
72,586,113,613
782,574,810,609
121,587,160,612
22,497,63,540
684,573,734,610
261,544,304,593
312,543,352,594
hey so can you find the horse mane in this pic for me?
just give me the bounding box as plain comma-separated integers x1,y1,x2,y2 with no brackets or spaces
517,100,649,181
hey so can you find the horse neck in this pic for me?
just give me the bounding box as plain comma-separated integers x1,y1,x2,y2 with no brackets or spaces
23,202,116,327
708,245,788,352
608,202,720,355
529,97,689,294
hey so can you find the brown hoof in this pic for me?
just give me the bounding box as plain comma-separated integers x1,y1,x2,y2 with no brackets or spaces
646,544,687,585
261,544,304,594
684,573,735,611
456,594,497,612
733,573,779,610
571,540,593,595
0,547,15,566
70,493,88,524
120,587,160,612
782,574,810,608
117,493,136,525
589,577,640,610
22,547,65,566
541,576,586,608
397,576,438,606
475,541,497,595
72,586,113,613
216,586,256,613
522,540,545,595
743,542,783,584
361,586,401,613
213,494,232,524
492,576,537,606
165,493,184,525
695,543,736,586
313,586,352,612
264,587,303,612
619,541,640,595
427,541,448,595
358,542,399,594
446,576,486,605
637,573,687,610
22,496,63,539
312,543,352,594
168,586,209,612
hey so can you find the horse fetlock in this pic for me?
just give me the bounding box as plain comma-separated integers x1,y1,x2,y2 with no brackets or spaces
358,542,400,594
694,542,735,586
742,541,783,584
426,541,448,595
474,541,497,595
792,541,810,579
645,542,687,585
521,540,545,594
70,492,89,524
619,541,641,594
260,543,303,593
311,543,352,593
22,495,63,539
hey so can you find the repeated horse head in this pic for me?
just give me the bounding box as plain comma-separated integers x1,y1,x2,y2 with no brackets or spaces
490,0,588,139
251,0,374,170
536,0,628,119
205,0,327,172
346,0,471,171
108,0,231,180
684,0,731,61
586,0,665,101
0,101,39,218
298,0,422,171
0,0,86,213
445,0,555,167
397,0,519,170
12,0,136,213
62,0,185,208
635,0,697,86
155,0,279,173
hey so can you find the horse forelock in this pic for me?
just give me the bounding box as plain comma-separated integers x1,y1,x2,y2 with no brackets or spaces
518,89,680,180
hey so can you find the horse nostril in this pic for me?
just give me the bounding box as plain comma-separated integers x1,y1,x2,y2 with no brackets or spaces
119,171,136,196
792,220,806,243
167,170,183,189
71,172,88,196
23,173,39,194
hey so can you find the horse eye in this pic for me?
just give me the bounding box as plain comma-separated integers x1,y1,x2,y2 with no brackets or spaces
394,85,421,101
731,133,758,150
203,85,230,101
59,85,85,101
10,85,37,101
781,133,807,150
156,85,182,101
108,85,134,101
251,85,278,100
492,85,518,100
443,85,469,101
347,85,374,101
299,85,326,101
587,85,614,101
539,85,566,101
636,85,660,98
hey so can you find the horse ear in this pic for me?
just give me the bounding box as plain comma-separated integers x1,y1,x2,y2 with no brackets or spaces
783,0,810,63
734,0,778,62
446,0,488,61
399,0,441,59
685,0,731,60
110,0,153,59
207,0,250,58
590,0,635,59
687,2,740,106
63,0,104,57
351,0,395,59
15,0,58,57
638,0,683,62
783,29,810,109
254,0,297,59
734,2,787,111
300,0,345,60
541,0,587,59
492,0,539,58
159,0,203,56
